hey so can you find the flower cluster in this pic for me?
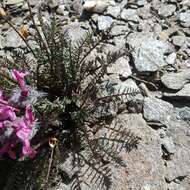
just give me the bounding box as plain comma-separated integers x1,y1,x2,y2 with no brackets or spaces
0,70,36,159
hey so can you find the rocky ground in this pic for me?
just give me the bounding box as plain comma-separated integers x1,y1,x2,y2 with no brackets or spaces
0,0,190,190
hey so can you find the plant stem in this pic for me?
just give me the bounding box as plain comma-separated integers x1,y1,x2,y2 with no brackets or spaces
44,147,54,190
2,17,36,58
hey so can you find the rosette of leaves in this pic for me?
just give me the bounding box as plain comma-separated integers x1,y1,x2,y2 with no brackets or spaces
1,1,141,189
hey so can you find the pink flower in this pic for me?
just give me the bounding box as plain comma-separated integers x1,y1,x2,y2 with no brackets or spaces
22,140,36,158
13,106,35,157
0,122,4,128
0,106,16,121
24,105,35,124
11,69,29,96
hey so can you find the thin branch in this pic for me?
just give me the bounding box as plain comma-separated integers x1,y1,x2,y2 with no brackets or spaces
2,17,36,57
44,147,54,190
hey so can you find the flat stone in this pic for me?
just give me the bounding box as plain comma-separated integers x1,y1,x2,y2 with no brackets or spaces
4,28,24,48
178,11,190,28
161,69,190,90
106,6,121,18
98,16,113,30
158,4,176,17
161,136,176,154
163,83,190,100
97,77,141,105
110,114,166,190
127,32,170,72
82,0,115,13
165,147,190,182
172,35,186,47
143,97,173,123
167,182,186,190
4,0,24,5
56,5,66,15
165,53,176,65
107,57,132,78
121,9,139,22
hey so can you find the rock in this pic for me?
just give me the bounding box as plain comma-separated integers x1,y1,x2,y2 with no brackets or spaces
97,77,141,105
64,22,91,44
120,9,139,23
163,83,190,100
4,28,24,48
136,0,147,7
158,4,176,17
82,0,115,13
107,57,132,78
177,107,190,122
165,53,176,65
4,0,24,5
56,5,66,15
58,153,78,180
178,11,190,27
167,182,186,190
160,108,190,183
109,114,166,190
47,0,59,9
71,0,84,15
106,6,121,18
161,69,190,90
98,16,113,30
161,136,176,154
127,32,170,72
172,35,186,47
143,97,173,123
110,23,130,36
165,147,190,182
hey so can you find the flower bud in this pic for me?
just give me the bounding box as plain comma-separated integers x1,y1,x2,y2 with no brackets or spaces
0,8,6,17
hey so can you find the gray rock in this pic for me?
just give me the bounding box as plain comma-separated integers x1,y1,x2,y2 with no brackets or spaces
4,0,24,5
82,0,115,13
110,114,167,190
98,77,141,104
161,136,176,154
106,6,121,18
110,23,130,36
0,35,5,50
120,9,139,22
178,11,190,27
71,0,84,15
165,53,176,65
64,22,91,44
143,97,173,123
4,28,24,48
98,16,113,30
172,35,186,47
167,182,186,190
58,153,78,179
165,148,190,182
136,0,147,7
177,107,190,122
127,32,170,72
158,4,176,17
160,109,190,183
161,69,190,90
47,0,59,9
56,5,66,15
107,57,132,78
163,83,190,100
